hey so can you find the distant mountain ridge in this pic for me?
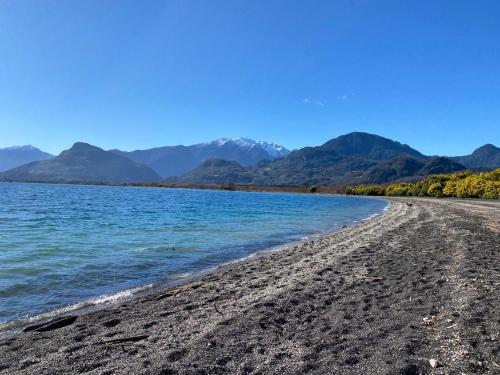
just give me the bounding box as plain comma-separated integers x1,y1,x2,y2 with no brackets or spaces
0,143,159,183
0,133,498,186
365,156,466,184
321,132,426,161
211,138,289,158
0,145,53,172
174,133,476,186
111,137,290,177
451,144,500,170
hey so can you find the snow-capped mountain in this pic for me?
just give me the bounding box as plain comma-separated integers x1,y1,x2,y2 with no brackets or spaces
256,141,289,158
210,137,290,158
2,145,39,151
0,145,53,172
112,138,290,178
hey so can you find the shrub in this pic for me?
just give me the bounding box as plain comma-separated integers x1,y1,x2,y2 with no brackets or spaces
443,180,458,197
345,168,500,199
346,185,386,196
482,180,500,199
385,183,412,196
308,186,318,193
427,182,443,197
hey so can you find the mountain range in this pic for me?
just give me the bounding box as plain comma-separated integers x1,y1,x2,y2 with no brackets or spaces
111,138,290,177
450,144,500,170
0,146,53,172
0,143,159,183
0,133,498,186
174,133,469,186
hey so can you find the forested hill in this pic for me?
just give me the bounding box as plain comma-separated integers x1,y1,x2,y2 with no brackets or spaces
0,143,160,184
174,133,470,186
1,132,498,186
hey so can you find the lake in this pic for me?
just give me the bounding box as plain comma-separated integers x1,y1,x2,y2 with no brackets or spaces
0,183,387,324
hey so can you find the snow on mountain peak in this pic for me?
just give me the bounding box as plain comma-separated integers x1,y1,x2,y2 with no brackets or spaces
1,145,39,151
255,140,289,158
211,137,289,158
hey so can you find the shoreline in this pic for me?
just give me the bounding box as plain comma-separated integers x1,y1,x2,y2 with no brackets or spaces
0,180,346,195
0,198,391,338
1,198,498,374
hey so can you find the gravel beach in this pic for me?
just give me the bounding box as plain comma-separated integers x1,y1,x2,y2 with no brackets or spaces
0,198,499,375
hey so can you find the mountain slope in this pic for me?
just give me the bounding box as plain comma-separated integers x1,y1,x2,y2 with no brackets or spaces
0,146,53,172
244,132,426,185
112,138,290,177
215,138,290,158
321,132,426,161
177,159,253,185
365,156,466,184
175,133,467,186
0,143,160,183
112,146,198,178
451,144,500,169
2,133,494,187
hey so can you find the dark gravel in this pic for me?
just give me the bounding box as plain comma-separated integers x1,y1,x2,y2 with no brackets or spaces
0,198,499,375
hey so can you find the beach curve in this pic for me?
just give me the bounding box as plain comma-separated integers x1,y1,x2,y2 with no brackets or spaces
0,198,499,374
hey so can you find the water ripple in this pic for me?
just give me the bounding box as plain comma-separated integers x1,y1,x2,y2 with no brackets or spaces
0,183,386,323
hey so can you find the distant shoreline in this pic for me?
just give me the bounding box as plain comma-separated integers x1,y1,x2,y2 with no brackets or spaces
0,179,347,195
2,167,498,200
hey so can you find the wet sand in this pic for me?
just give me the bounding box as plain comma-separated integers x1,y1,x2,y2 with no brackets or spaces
0,198,499,374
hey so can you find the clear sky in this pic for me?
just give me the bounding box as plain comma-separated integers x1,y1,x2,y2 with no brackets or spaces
0,0,499,155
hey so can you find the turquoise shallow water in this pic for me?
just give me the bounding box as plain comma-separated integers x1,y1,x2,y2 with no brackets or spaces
0,183,387,324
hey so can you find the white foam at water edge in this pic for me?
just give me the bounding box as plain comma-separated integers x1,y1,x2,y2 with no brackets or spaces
219,251,260,267
383,202,391,211
173,272,192,280
88,285,152,305
218,241,296,269
362,213,380,221
0,283,155,334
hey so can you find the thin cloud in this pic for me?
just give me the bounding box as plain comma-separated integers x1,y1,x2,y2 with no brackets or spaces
338,94,349,101
302,98,325,106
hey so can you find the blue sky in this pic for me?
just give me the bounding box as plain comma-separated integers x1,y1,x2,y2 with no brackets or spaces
0,0,499,155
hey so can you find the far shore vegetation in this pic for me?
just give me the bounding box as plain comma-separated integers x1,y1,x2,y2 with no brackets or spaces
345,169,500,199
2,169,499,199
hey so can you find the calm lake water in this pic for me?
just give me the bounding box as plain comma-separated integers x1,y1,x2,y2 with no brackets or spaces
0,183,387,324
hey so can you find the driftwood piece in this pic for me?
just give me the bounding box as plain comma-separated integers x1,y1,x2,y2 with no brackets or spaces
214,304,223,315
23,316,78,333
94,335,149,346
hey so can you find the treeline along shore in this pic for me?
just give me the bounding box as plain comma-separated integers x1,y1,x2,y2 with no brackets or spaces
3,168,499,200
346,168,500,199
1,198,499,374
